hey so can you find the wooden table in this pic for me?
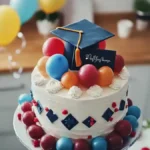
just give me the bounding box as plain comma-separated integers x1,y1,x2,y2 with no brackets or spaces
0,13,150,72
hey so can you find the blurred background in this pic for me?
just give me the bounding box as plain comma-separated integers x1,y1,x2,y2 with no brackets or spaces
0,0,150,149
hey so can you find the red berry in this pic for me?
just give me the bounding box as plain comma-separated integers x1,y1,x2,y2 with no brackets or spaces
112,102,117,108
106,132,123,150
22,111,35,126
87,135,92,139
62,109,68,115
28,125,45,140
40,134,56,150
17,113,22,121
98,40,106,50
78,64,99,88
21,102,32,112
42,37,65,56
45,107,49,112
109,117,113,122
115,108,119,112
114,55,125,73
34,118,39,123
127,98,133,107
115,120,132,137
74,139,90,150
32,140,40,147
141,147,150,150
130,131,136,138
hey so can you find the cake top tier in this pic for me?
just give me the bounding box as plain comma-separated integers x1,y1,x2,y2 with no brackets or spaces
36,19,126,95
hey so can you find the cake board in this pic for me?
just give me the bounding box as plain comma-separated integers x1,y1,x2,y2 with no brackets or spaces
13,106,142,150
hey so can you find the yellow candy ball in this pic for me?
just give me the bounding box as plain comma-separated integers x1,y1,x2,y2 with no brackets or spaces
37,56,49,78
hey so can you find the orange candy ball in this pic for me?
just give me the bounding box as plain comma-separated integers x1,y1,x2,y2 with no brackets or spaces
98,66,114,86
61,71,79,89
37,56,49,78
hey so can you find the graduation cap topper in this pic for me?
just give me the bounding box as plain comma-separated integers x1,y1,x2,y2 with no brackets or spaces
51,19,116,70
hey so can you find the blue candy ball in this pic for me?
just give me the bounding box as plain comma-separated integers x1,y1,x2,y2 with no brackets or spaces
46,54,69,80
127,106,141,119
18,93,32,105
92,137,107,150
56,137,73,150
124,115,138,129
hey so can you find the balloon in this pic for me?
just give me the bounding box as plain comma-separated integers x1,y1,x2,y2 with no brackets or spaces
39,0,66,14
0,5,20,46
98,40,106,50
56,137,73,150
18,93,33,104
127,106,141,119
21,102,32,112
46,54,69,80
74,139,90,150
92,137,107,150
37,56,49,78
124,115,138,129
42,37,65,56
78,64,99,88
98,66,114,86
10,0,38,24
22,111,35,126
114,55,125,73
61,71,79,89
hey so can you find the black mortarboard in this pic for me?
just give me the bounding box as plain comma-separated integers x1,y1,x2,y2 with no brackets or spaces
51,19,116,70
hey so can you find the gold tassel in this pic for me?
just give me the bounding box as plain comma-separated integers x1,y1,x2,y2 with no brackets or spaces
75,48,82,67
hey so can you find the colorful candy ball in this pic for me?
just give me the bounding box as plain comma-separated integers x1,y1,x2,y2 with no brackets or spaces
106,132,123,150
46,54,69,80
98,40,106,50
56,137,73,150
92,137,107,150
114,55,125,73
37,56,49,78
42,37,65,56
127,106,141,119
22,111,35,126
18,93,32,105
74,139,90,150
40,134,56,150
124,115,139,129
61,71,79,89
115,120,132,137
98,66,114,86
21,102,32,112
28,125,45,140
78,64,99,88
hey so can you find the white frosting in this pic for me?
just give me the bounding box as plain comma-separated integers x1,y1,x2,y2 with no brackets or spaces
31,67,129,139
86,85,103,98
109,78,123,90
119,67,130,80
68,86,82,99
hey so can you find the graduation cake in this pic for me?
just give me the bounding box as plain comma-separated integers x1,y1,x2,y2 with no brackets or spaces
16,19,142,150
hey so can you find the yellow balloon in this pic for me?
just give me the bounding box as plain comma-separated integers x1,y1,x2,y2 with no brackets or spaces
0,5,21,46
39,0,66,14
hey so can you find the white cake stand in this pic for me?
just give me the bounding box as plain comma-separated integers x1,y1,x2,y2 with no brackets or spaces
13,106,142,150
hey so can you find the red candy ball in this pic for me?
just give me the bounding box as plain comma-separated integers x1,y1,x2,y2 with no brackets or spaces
106,132,123,150
98,40,106,50
78,64,99,88
74,139,90,150
21,102,32,112
40,134,56,150
22,111,35,126
42,37,65,56
114,55,125,73
127,98,133,107
28,125,45,140
115,120,132,137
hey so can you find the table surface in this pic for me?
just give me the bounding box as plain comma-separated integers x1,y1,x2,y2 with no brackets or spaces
0,13,150,72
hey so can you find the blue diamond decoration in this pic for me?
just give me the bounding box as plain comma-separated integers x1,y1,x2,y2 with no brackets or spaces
102,108,114,121
82,116,96,128
30,90,33,99
61,114,78,130
37,100,43,114
46,109,58,123
119,100,125,111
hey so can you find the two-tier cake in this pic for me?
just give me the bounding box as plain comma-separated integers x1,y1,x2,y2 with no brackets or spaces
15,19,142,150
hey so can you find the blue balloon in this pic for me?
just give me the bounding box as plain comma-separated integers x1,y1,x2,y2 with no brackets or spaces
18,93,32,105
56,137,73,150
92,137,107,150
124,115,138,129
127,106,141,119
46,54,69,80
10,0,38,24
